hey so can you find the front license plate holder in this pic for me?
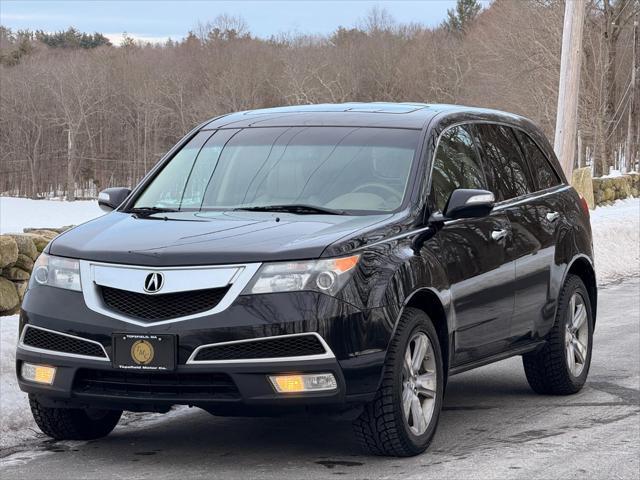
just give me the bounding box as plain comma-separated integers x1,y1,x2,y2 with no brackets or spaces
112,334,176,371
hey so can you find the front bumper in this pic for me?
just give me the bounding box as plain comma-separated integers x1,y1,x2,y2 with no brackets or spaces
17,285,392,412
17,347,347,413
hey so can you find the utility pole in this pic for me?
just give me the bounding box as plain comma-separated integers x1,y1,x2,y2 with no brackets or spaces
625,12,638,172
554,0,586,178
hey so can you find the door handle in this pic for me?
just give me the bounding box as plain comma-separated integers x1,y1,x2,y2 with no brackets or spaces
491,229,508,241
546,211,560,222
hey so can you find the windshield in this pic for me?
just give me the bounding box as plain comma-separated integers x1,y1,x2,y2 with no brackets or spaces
133,126,419,214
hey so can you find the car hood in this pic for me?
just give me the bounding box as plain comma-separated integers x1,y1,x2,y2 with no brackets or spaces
48,210,392,266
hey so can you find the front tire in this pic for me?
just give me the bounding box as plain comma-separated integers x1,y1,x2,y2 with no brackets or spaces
352,307,444,456
522,274,594,395
29,395,122,440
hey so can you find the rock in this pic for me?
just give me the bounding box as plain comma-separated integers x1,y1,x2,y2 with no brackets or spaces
22,229,58,238
5,234,38,260
618,177,631,198
0,236,19,268
22,229,59,252
1,305,20,316
571,167,595,209
23,226,73,234
14,253,34,272
2,266,30,281
14,280,27,301
604,187,615,202
0,277,19,313
24,233,50,252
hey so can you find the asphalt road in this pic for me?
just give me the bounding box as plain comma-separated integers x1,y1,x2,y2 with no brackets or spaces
2,277,639,479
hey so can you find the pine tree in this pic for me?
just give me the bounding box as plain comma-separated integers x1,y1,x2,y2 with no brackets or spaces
35,28,111,49
443,0,482,33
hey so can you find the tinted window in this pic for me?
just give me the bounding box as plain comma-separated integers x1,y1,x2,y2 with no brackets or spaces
134,127,419,214
514,130,561,191
474,124,535,201
430,125,487,212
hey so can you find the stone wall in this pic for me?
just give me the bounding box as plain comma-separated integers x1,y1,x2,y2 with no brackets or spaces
592,173,640,206
0,227,69,316
571,170,639,208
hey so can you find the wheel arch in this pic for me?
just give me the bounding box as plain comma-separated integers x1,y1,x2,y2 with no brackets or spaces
400,288,451,378
565,255,597,328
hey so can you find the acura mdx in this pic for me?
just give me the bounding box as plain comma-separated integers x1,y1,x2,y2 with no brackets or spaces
17,103,596,456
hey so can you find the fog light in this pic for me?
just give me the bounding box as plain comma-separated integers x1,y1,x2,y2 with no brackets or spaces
268,373,337,393
21,363,56,385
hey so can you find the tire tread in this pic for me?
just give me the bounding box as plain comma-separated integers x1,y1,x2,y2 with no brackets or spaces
522,275,592,395
352,307,441,456
29,395,121,440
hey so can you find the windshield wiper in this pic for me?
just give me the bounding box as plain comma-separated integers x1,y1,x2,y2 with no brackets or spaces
129,206,180,217
234,204,347,215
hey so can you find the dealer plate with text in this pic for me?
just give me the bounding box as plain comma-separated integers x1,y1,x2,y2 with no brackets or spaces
112,334,176,371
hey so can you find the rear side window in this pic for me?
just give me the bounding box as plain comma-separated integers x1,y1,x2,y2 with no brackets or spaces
514,130,561,191
474,124,535,201
430,125,487,212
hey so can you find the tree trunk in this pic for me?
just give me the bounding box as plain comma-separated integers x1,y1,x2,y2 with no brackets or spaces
594,115,606,176
67,128,76,201
603,33,617,173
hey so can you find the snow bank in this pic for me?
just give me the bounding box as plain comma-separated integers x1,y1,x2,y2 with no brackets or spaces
0,197,103,234
0,314,34,449
0,196,638,450
591,198,640,284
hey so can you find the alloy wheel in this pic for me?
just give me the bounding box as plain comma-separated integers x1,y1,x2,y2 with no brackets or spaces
401,332,437,436
564,292,589,377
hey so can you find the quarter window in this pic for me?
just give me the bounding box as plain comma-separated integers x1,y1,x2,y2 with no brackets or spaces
430,125,487,212
514,130,561,191
474,124,535,201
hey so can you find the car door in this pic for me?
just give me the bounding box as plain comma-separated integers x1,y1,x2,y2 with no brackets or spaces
427,124,515,366
473,123,556,345
509,128,565,340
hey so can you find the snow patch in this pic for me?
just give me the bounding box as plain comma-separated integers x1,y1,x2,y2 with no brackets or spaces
0,197,103,234
591,198,640,284
0,314,33,449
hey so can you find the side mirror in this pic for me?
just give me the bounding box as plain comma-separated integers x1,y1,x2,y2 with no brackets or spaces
430,189,495,222
98,187,131,212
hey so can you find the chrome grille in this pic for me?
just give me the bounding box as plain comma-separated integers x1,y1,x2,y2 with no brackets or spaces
192,334,327,362
101,286,230,321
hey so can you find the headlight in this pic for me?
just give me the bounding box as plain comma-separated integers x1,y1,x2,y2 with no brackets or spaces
242,255,360,296
29,253,81,292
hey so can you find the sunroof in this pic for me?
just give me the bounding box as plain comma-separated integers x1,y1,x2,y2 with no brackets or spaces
345,104,427,113
244,103,429,115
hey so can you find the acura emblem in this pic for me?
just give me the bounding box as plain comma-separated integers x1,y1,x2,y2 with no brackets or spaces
144,272,164,293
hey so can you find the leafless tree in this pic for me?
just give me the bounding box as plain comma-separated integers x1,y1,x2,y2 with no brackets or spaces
0,1,637,199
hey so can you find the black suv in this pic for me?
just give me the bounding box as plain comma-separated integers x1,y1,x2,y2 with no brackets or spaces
17,103,596,457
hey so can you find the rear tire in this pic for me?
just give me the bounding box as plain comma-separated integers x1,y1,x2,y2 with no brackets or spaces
352,307,444,456
29,395,122,440
522,275,593,395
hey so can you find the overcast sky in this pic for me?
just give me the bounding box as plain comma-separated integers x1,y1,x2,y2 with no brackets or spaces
0,1,486,44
